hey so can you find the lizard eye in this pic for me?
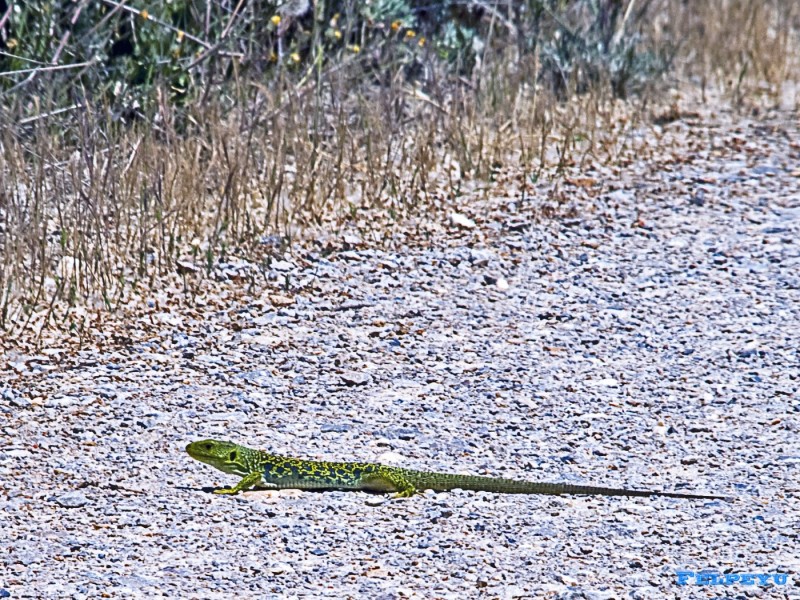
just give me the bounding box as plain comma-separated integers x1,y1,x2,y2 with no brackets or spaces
204,443,213,450
229,451,237,462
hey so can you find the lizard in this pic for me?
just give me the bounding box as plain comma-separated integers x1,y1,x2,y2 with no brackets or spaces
185,439,728,500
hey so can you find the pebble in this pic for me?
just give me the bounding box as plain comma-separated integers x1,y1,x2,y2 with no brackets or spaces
341,372,371,386
52,492,90,508
450,212,477,229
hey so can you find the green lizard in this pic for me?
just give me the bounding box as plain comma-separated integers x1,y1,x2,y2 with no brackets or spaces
185,439,727,500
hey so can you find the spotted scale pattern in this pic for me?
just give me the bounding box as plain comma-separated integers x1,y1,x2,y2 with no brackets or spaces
186,439,727,500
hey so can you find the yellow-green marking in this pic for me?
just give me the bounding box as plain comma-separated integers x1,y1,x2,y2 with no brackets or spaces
185,439,727,500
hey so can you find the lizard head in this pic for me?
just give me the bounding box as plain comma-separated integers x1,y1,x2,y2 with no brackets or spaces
185,439,253,476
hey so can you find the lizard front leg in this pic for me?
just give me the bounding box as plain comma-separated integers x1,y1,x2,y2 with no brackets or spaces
213,471,264,495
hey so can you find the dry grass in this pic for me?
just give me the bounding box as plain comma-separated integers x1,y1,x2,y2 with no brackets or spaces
0,0,798,344
671,0,800,105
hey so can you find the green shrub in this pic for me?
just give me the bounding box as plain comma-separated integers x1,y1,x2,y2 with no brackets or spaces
0,0,675,118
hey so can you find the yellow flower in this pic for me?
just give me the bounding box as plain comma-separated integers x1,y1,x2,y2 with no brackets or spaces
176,30,185,43
391,20,402,32
271,15,281,26
334,30,342,40
6,38,17,50
350,44,361,53
405,30,416,39
290,52,301,63
140,9,149,20
418,37,426,47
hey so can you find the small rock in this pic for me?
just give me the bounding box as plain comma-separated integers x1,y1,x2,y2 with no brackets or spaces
269,294,294,307
53,491,90,508
586,378,619,387
320,423,351,433
384,427,420,441
10,396,32,409
176,260,199,274
469,249,493,267
365,496,389,506
271,260,294,272
506,221,530,232
751,165,781,175
607,189,634,203
268,562,295,575
556,574,579,586
239,370,281,389
341,372,370,386
5,449,32,458
96,385,118,399
377,451,408,464
337,251,363,262
343,234,362,247
450,212,476,229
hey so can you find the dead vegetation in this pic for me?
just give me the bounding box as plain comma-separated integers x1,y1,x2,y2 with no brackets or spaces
0,0,798,345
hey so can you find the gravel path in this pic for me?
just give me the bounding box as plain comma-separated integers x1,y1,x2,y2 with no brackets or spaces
2,108,799,598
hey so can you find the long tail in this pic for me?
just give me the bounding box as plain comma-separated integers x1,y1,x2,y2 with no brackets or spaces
404,470,727,500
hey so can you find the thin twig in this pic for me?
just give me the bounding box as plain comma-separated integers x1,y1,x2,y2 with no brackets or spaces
470,0,518,40
99,0,213,49
0,2,12,31
52,0,90,64
0,61,96,78
0,51,49,66
611,0,637,48
18,104,83,125
187,0,247,70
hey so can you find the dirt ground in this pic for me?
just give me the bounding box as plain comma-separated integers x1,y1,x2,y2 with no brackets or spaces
2,101,798,598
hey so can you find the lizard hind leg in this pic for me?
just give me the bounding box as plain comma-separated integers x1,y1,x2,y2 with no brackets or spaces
360,468,417,498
